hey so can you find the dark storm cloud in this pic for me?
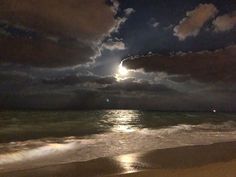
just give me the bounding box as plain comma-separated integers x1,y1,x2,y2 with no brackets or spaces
123,45,236,83
0,37,96,67
0,0,117,39
0,0,122,67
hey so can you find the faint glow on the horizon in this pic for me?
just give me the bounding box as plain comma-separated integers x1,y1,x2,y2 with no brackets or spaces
102,110,140,133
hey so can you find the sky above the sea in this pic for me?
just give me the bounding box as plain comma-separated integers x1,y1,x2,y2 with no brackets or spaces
0,0,236,110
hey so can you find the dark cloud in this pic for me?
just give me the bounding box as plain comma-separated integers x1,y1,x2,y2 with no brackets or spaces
123,45,236,83
0,70,235,111
168,75,192,83
0,71,33,84
0,71,34,94
100,80,178,94
42,75,116,85
1,85,235,111
41,74,177,95
0,36,96,67
0,0,123,67
0,0,117,40
0,72,178,109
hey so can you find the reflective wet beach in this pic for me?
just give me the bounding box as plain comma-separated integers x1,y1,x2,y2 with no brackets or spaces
0,110,236,173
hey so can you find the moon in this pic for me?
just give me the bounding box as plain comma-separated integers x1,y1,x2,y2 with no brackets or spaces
118,63,129,76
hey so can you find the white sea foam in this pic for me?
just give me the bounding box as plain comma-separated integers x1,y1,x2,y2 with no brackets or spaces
1,121,236,172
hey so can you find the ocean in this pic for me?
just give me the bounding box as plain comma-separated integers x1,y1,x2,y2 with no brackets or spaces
0,110,236,172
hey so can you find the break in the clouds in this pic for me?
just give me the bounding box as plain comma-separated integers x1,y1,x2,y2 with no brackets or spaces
123,45,236,83
213,11,236,32
174,3,218,40
109,7,135,33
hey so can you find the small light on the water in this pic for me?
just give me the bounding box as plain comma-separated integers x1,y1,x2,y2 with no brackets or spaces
106,98,110,103
213,109,216,113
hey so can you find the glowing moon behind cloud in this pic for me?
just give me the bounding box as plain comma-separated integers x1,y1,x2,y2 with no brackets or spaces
115,62,130,81
118,63,129,76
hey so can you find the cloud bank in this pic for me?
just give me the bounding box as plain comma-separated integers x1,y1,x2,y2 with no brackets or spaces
123,45,236,82
0,0,124,67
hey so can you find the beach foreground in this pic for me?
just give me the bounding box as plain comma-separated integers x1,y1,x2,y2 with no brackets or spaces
113,160,236,177
1,141,236,177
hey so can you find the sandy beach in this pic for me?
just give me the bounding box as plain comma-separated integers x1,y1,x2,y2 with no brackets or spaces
1,141,236,177
113,160,236,177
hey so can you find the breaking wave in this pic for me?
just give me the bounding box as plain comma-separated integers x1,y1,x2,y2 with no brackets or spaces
1,121,236,172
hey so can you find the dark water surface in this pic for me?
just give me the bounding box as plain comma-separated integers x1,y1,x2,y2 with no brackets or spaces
0,110,236,143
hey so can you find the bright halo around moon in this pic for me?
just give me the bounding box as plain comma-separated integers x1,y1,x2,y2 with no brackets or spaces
118,63,129,76
116,62,129,80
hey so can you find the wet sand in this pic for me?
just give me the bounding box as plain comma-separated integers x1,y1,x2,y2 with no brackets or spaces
1,141,236,177
113,160,236,177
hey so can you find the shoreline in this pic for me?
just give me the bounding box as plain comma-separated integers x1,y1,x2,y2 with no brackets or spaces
112,160,236,177
1,141,236,177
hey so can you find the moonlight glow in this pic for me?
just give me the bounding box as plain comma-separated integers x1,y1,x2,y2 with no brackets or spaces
115,62,130,81
118,63,129,76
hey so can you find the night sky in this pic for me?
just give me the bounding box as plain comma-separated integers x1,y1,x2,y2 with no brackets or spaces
0,0,236,111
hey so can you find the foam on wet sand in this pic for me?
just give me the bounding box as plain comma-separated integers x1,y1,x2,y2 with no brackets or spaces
1,141,236,177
